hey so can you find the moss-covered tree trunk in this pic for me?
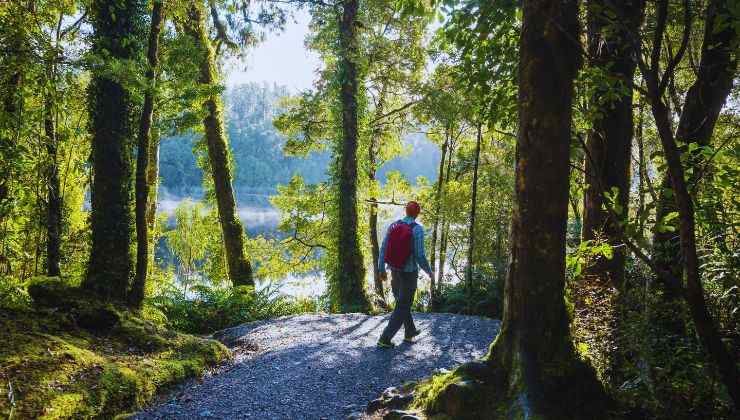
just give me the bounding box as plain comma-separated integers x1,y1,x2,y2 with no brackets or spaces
184,2,253,288
368,89,385,306
0,9,27,255
145,111,160,277
651,0,738,293
84,0,146,301
44,98,62,277
581,0,644,288
130,0,164,308
335,0,370,312
427,0,609,417
146,113,160,232
489,0,605,412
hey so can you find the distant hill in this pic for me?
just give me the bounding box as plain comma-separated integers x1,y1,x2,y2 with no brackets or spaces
159,83,440,207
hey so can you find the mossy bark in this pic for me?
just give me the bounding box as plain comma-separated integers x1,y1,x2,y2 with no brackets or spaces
130,0,164,308
184,2,253,288
581,0,644,288
44,98,62,277
84,0,146,302
368,89,385,306
423,0,609,417
335,0,370,313
0,7,27,255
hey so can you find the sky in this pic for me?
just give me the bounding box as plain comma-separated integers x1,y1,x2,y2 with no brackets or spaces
226,10,320,92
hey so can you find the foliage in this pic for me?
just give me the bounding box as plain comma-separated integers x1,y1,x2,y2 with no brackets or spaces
432,274,504,318
0,278,229,419
148,283,317,334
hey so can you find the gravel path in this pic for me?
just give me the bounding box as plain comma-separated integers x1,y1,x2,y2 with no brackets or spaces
135,313,500,420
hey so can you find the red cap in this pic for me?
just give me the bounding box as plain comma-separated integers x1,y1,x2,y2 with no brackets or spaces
405,201,421,217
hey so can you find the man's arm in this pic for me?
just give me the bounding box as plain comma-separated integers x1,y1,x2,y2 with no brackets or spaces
413,225,433,276
378,225,391,275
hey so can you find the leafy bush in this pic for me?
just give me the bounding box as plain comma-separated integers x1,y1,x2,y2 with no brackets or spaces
148,283,318,334
433,273,503,318
0,275,30,310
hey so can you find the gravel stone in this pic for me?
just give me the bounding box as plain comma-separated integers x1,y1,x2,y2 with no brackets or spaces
135,313,500,420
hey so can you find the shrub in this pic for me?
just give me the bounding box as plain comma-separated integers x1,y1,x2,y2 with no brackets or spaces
433,272,503,318
148,283,318,334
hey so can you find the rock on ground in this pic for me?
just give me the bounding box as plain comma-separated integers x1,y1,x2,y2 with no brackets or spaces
135,313,500,420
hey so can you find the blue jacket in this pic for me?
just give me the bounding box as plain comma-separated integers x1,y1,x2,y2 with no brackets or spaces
378,216,432,276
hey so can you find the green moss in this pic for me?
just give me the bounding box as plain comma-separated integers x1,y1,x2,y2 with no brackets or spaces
412,371,459,411
0,293,230,419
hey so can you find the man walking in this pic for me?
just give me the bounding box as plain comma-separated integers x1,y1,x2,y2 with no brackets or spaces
377,201,433,348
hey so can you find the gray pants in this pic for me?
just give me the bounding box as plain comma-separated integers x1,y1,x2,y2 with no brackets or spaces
380,270,418,342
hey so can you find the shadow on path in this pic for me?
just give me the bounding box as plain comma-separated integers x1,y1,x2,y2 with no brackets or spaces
136,313,500,420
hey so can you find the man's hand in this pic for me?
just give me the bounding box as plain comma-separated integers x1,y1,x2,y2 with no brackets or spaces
379,271,387,281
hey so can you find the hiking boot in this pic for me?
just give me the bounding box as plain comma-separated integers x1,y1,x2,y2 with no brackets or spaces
403,328,421,343
377,339,395,349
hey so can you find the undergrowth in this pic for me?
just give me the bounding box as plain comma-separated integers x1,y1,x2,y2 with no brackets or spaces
0,277,230,419
148,282,319,334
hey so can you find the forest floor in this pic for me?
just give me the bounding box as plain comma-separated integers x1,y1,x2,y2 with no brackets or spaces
134,313,500,420
0,298,229,419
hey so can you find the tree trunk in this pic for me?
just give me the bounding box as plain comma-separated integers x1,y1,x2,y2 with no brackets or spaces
581,0,644,288
44,99,62,277
184,2,253,288
652,0,738,291
429,130,449,302
334,0,370,313
428,0,610,416
647,91,740,412
465,123,482,292
369,90,385,306
635,98,648,237
146,111,160,232
84,0,146,301
436,145,454,297
130,0,164,308
640,2,740,402
0,10,26,261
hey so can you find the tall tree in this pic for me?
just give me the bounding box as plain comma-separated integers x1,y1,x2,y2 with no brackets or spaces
428,129,448,299
145,111,161,232
44,97,61,277
435,134,458,296
426,0,608,416
130,0,165,308
334,0,370,312
464,122,482,291
637,0,740,407
651,0,739,291
490,0,604,413
83,0,146,301
368,89,386,304
581,0,645,287
0,3,29,251
183,1,253,287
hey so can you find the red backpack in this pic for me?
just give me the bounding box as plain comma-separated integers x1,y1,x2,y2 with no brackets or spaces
384,220,417,269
